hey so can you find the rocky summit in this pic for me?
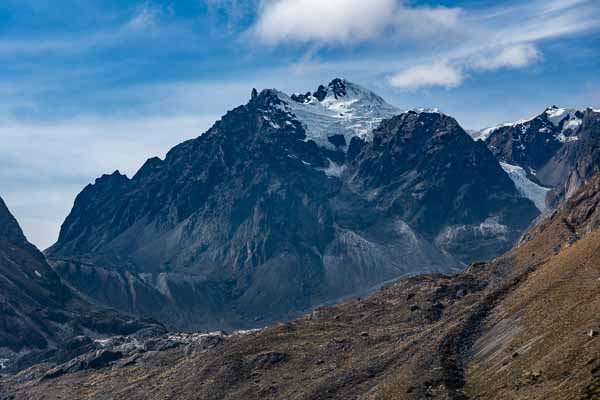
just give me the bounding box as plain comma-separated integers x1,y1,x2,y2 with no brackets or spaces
43,79,539,331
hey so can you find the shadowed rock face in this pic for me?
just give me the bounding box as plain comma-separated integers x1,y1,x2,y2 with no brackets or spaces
0,196,165,374
46,81,538,331
6,173,600,400
349,112,538,263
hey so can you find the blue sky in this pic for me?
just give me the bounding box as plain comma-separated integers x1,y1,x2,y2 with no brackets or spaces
0,0,599,248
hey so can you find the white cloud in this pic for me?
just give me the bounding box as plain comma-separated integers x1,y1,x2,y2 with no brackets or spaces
471,43,542,71
253,0,467,46
254,0,397,45
389,61,464,90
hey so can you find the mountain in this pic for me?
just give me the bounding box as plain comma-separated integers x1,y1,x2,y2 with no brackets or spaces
0,196,165,374
45,79,539,331
7,173,600,399
479,106,600,210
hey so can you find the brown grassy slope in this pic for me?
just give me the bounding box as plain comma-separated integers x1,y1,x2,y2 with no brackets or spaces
465,174,600,399
3,174,600,400
466,229,600,399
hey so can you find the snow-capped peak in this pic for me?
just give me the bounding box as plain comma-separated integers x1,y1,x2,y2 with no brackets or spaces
477,106,585,143
410,107,436,113
274,79,401,149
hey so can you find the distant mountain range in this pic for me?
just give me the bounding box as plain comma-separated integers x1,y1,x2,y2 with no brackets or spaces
45,79,540,330
477,106,600,209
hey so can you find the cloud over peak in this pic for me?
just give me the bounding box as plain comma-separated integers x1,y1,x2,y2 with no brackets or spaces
253,0,462,46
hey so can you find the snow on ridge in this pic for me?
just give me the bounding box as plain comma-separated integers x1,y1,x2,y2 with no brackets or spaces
411,107,442,114
500,162,550,212
477,118,535,142
477,106,586,143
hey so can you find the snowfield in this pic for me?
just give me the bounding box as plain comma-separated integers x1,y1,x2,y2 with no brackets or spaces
501,162,551,212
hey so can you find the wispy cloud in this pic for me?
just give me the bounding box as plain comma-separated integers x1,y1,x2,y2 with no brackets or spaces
389,61,464,90
471,44,542,71
0,2,166,55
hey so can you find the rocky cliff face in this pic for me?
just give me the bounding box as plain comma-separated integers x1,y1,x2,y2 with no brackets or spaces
0,196,165,374
46,79,539,330
349,111,537,262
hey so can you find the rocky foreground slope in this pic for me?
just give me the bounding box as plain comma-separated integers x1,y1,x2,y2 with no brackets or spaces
45,79,538,331
5,173,600,399
0,197,165,375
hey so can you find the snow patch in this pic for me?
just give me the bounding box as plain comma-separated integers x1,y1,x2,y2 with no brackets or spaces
563,118,582,131
34,270,42,278
412,107,443,114
0,358,9,370
545,106,582,142
556,133,579,143
475,217,509,236
437,217,508,242
320,160,346,178
545,106,577,126
500,162,550,212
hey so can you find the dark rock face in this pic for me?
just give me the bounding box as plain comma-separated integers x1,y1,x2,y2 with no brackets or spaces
46,80,538,331
350,112,539,262
483,108,575,174
0,196,165,374
482,107,600,207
